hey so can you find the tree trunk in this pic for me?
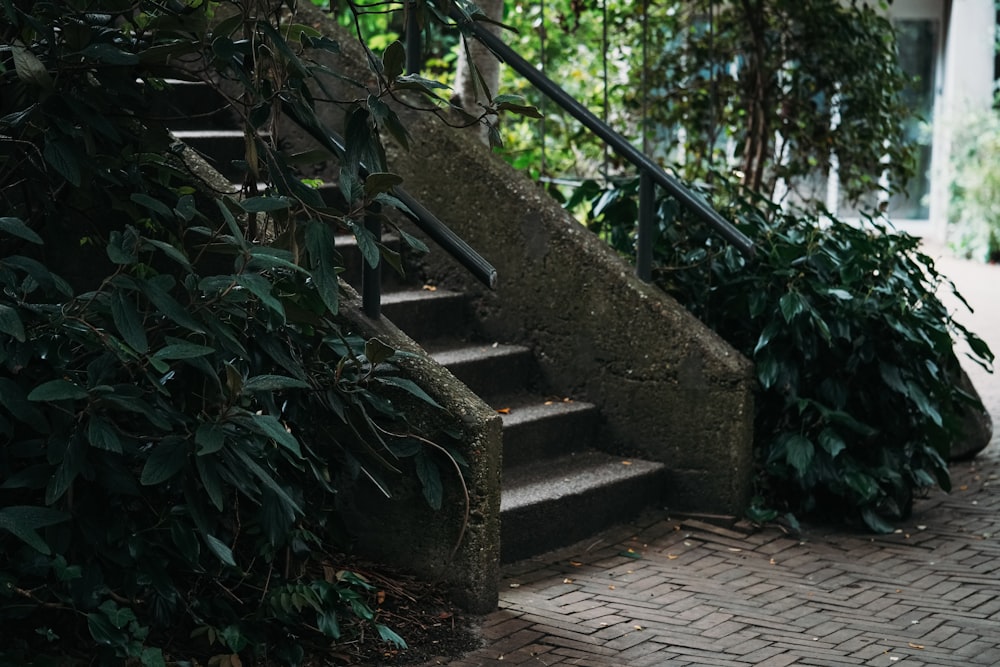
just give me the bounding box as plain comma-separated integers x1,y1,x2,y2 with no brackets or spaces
739,0,771,193
453,0,503,144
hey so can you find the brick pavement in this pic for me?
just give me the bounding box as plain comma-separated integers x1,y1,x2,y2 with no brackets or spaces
419,249,1000,667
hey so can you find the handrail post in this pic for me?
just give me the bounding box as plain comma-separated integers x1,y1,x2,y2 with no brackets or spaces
405,1,421,74
637,170,654,282
362,206,382,318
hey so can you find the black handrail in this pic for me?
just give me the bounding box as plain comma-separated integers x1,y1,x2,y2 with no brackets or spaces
442,7,756,278
280,99,498,317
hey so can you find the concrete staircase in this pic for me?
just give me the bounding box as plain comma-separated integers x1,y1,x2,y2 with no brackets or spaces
166,81,667,563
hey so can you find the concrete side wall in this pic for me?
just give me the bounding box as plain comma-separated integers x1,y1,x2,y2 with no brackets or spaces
334,287,502,614
391,124,755,516
296,4,755,515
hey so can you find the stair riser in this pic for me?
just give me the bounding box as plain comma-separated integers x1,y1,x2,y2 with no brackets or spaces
438,350,536,399
499,469,666,563
502,409,599,471
381,294,470,344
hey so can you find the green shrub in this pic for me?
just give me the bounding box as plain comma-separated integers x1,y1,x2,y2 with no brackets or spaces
1,1,459,663
571,177,994,532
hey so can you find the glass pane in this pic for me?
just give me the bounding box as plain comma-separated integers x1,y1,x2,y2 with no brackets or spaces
888,18,938,220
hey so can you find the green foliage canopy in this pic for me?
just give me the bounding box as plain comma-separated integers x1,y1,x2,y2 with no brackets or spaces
499,0,916,213
572,176,994,532
0,0,465,663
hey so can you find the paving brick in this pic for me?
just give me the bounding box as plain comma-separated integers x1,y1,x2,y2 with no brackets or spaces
433,443,1000,667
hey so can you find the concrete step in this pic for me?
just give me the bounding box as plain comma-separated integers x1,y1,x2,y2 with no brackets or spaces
381,288,471,345
497,397,600,471
430,343,537,400
163,75,670,566
500,451,667,563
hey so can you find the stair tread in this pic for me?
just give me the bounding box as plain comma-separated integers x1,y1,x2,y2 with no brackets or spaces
495,397,597,427
380,287,464,306
430,342,531,365
171,129,247,138
501,451,664,512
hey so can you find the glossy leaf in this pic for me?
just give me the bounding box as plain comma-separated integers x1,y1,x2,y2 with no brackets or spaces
0,216,43,244
0,304,25,342
110,290,149,353
28,379,88,401
140,438,188,485
0,505,69,554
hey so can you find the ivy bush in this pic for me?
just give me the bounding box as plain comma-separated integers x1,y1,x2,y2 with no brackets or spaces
570,177,994,532
0,0,468,663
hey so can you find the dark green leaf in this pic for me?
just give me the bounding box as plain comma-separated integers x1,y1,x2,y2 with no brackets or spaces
153,342,215,360
906,383,943,427
240,196,291,213
778,291,805,323
110,290,148,353
0,304,25,342
141,278,205,333
304,221,340,315
364,338,396,365
0,506,69,554
414,453,442,510
247,413,302,458
243,375,311,392
195,423,226,456
43,138,81,186
377,376,443,410
237,273,285,319
363,172,404,198
230,446,303,514
496,101,544,119
203,533,236,566
143,238,192,270
817,428,845,458
175,194,197,221
131,193,174,219
394,73,450,91
376,624,408,649
397,228,430,254
196,456,226,510
140,438,188,485
246,246,308,273
0,378,49,432
28,380,88,401
87,613,120,647
784,434,814,477
258,20,308,76
381,41,405,82
317,611,340,639
87,417,122,453
0,216,43,244
860,507,895,534
81,42,139,65
11,42,53,90
352,220,380,269
107,229,139,265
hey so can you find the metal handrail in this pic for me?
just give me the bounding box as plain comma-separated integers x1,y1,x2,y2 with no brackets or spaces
280,99,497,317
439,7,756,279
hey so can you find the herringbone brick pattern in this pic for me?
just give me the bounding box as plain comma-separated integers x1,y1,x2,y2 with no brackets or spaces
422,446,1000,666
415,246,1000,667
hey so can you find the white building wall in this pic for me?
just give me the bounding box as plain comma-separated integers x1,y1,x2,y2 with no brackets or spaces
890,0,995,241
934,0,996,241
